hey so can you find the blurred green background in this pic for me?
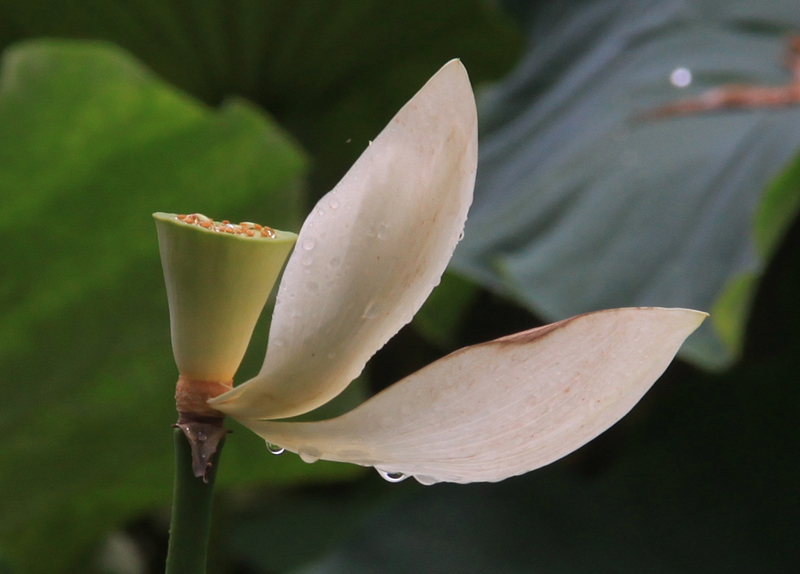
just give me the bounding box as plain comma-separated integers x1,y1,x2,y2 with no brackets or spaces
1,0,798,572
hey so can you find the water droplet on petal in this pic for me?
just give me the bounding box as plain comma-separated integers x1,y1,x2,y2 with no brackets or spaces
299,449,320,464
317,208,325,216
327,351,336,359
377,222,389,240
302,239,316,251
415,475,439,486
266,442,285,455
377,469,408,483
329,256,341,269
329,198,340,209
363,301,379,319
307,281,320,293
458,230,465,241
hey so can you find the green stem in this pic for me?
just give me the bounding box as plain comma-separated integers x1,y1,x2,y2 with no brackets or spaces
165,428,225,574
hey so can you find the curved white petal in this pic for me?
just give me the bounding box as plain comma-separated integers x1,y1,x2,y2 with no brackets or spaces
212,60,478,419
238,308,706,484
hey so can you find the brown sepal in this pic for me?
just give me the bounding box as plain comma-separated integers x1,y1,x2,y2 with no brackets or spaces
173,375,234,482
174,414,229,482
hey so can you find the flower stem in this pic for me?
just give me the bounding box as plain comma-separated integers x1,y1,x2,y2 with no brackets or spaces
165,427,225,574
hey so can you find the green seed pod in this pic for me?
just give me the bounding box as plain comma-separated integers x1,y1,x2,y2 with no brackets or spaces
154,212,297,384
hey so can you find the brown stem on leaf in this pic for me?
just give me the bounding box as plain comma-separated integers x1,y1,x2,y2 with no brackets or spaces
174,375,232,482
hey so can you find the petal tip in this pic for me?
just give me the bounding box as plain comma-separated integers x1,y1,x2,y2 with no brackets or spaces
421,59,476,120
663,307,709,332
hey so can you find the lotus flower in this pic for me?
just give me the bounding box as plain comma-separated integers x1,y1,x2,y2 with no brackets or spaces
155,60,706,485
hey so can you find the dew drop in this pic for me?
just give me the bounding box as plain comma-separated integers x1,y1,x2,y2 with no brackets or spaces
329,256,342,269
363,301,379,319
317,208,325,217
458,230,465,241
299,449,320,464
302,256,313,267
307,281,320,293
670,67,692,88
377,222,389,240
329,198,340,210
377,469,408,483
327,351,336,359
302,239,316,251
415,475,439,486
266,442,285,455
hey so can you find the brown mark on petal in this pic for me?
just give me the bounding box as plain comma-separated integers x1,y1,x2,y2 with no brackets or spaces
175,375,233,482
493,318,573,345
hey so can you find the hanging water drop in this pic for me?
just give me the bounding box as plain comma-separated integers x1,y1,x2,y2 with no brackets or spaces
266,442,285,455
299,449,320,464
377,469,408,483
415,475,439,486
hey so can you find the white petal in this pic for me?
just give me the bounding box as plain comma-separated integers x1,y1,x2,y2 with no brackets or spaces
212,60,478,419
238,308,706,484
